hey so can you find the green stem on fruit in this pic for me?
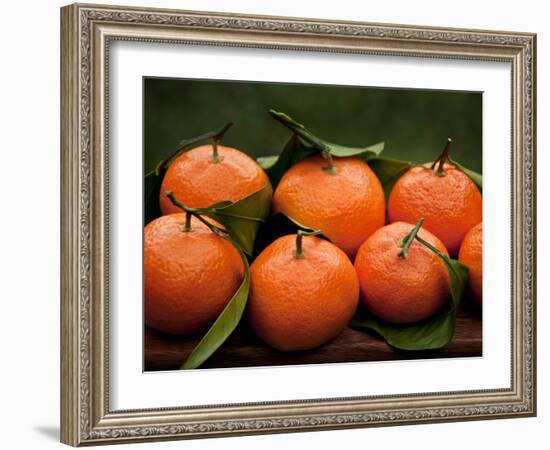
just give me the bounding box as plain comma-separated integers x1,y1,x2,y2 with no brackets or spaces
322,151,337,175
165,191,229,237
181,211,192,232
155,123,233,175
295,229,323,259
414,234,446,259
209,140,224,164
430,138,452,177
397,218,425,259
268,110,339,174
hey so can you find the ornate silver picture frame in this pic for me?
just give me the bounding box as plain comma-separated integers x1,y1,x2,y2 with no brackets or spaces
60,3,536,446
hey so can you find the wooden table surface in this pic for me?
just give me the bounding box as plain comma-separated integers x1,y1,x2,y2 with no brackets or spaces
144,304,482,371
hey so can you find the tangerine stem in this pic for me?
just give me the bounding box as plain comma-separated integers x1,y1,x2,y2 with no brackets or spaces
182,211,192,232
414,234,445,259
164,191,229,237
430,138,452,177
209,140,223,163
155,122,233,175
397,218,424,259
322,151,337,175
295,229,323,259
295,234,305,259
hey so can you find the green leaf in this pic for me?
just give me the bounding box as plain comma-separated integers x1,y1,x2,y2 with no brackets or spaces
256,155,279,170
350,309,456,350
446,258,470,307
263,110,384,187
269,110,384,157
450,158,483,192
200,184,273,256
181,246,250,369
259,134,317,187
329,140,384,159
415,236,469,309
144,169,164,225
367,157,414,200
350,238,469,351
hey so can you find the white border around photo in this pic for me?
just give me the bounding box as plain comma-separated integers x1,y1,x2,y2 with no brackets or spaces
109,40,511,411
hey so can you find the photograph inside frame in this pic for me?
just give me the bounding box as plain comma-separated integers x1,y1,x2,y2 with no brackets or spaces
143,77,483,372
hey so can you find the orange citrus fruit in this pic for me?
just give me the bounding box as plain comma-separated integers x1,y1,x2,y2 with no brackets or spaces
144,213,244,335
272,155,385,259
247,234,359,351
458,222,483,308
354,221,450,324
388,159,481,257
159,144,272,214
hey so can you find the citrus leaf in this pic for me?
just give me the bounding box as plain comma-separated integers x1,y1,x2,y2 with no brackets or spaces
446,258,470,307
256,155,279,170
366,157,413,200
415,235,469,309
329,140,384,159
269,110,330,152
208,200,234,209
450,158,483,192
181,246,250,369
200,183,272,256
264,110,384,187
258,134,316,187
144,169,164,225
349,308,456,350
253,212,327,258
269,110,384,157
350,239,469,351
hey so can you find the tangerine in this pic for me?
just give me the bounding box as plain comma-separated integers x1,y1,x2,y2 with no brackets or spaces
144,213,244,335
458,222,483,308
272,155,385,259
159,144,272,214
247,233,359,351
387,140,482,256
354,221,450,324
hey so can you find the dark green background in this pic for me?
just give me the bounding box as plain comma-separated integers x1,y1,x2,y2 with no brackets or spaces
144,78,482,174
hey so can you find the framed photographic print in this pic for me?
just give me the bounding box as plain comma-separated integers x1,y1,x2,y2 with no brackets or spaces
60,3,537,446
